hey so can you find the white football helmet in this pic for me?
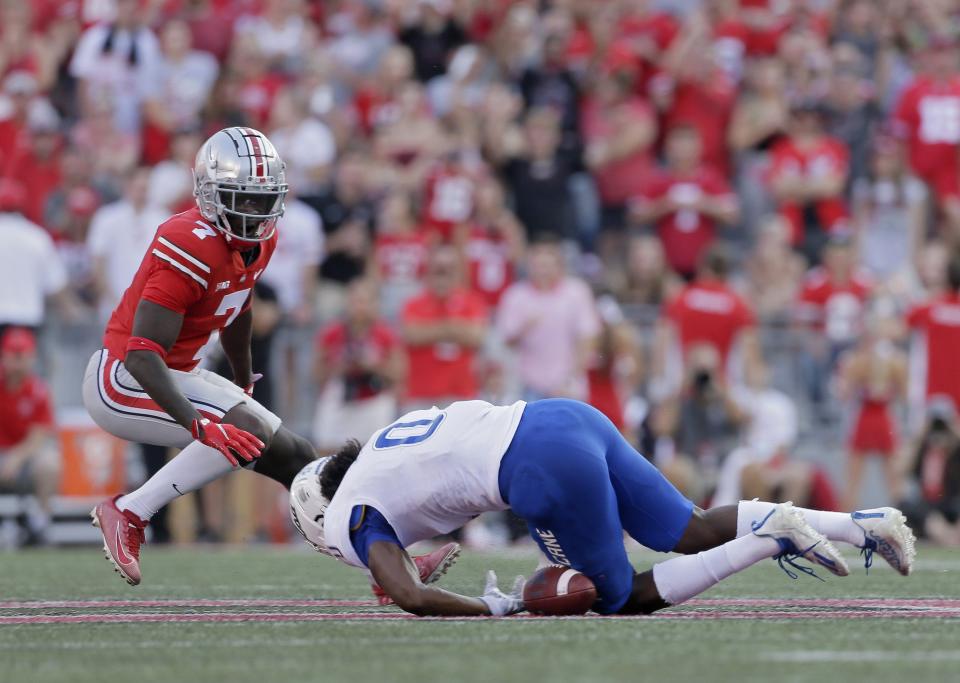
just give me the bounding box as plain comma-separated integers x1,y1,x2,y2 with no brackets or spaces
193,126,288,243
289,457,334,556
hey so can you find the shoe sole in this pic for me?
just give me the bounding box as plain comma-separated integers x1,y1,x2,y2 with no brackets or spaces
805,537,850,577
90,508,139,587
423,543,461,585
870,509,917,577
759,505,851,577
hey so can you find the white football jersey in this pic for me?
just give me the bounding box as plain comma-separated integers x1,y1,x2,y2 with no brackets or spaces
323,400,526,567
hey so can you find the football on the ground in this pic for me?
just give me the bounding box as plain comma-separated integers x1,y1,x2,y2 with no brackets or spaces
523,566,597,616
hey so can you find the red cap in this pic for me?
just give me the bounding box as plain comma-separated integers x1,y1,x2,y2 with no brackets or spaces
1,327,36,355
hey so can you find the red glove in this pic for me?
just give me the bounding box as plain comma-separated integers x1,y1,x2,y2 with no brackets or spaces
190,418,264,466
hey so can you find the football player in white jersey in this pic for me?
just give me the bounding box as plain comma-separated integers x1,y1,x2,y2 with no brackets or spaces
291,398,916,616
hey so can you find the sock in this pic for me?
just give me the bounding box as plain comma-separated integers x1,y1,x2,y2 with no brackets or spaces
117,441,236,521
736,500,865,548
652,533,780,605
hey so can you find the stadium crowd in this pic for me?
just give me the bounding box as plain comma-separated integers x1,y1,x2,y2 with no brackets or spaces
4,0,960,546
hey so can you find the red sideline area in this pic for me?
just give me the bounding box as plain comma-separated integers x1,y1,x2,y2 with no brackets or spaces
2,599,959,624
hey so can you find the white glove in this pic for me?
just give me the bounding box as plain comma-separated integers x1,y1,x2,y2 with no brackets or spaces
479,570,526,616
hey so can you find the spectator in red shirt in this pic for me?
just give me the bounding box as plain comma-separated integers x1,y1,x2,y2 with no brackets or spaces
653,12,737,175
458,178,524,309
581,70,657,248
420,152,479,242
373,191,430,321
767,100,850,262
401,245,487,410
587,294,641,436
653,244,761,397
796,235,872,348
0,71,37,158
352,45,414,136
0,328,59,545
795,234,872,411
312,279,404,452
892,37,960,201
8,101,63,228
630,124,740,279
907,255,960,422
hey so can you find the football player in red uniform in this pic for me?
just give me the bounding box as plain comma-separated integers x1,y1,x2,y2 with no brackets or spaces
80,127,460,590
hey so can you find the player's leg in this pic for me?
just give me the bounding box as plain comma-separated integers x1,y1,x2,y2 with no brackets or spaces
83,351,288,583
620,503,846,614
735,498,916,575
500,400,637,614
595,403,915,574
113,402,275,522
251,425,317,488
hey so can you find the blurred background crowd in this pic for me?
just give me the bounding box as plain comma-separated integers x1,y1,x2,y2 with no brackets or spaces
4,0,960,548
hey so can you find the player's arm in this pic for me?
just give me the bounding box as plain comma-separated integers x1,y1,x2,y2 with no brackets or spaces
124,300,205,431
220,306,254,390
367,541,510,617
125,300,262,465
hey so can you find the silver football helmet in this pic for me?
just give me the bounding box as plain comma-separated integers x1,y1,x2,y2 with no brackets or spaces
289,457,334,557
193,126,288,243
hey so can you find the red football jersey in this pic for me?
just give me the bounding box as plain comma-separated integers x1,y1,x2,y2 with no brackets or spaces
637,167,734,277
464,225,515,308
103,207,277,371
665,280,756,365
768,136,849,243
795,267,872,343
892,76,960,193
421,165,477,240
907,293,960,410
0,373,53,448
659,74,737,175
374,231,428,286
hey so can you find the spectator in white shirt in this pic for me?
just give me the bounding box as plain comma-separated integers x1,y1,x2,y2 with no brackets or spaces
236,0,319,73
268,88,336,195
0,180,72,331
261,194,324,323
141,19,218,158
68,0,161,134
87,167,168,322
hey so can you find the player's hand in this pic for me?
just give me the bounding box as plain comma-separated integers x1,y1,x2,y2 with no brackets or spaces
479,570,526,616
190,418,264,466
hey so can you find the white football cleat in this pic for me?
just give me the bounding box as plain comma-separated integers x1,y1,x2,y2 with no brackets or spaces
852,507,916,576
752,502,850,578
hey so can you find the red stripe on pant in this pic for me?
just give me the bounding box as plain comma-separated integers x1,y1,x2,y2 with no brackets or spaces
101,357,221,424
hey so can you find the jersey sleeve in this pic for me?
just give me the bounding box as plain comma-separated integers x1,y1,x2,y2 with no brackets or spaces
141,265,205,314
349,505,402,567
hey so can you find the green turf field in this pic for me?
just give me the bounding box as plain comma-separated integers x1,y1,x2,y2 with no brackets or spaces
1,543,958,683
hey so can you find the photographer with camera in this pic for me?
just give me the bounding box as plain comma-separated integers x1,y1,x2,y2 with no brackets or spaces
653,343,748,505
900,398,960,546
